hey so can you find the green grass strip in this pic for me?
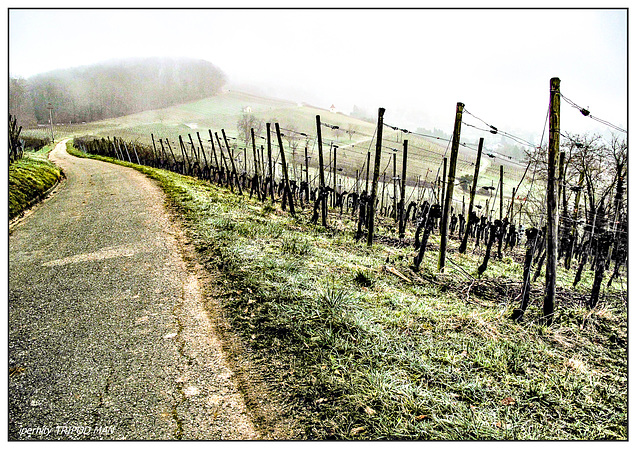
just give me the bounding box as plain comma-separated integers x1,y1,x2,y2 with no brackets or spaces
66,142,627,441
9,146,62,221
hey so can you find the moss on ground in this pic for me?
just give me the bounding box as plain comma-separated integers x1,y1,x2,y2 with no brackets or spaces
9,146,62,221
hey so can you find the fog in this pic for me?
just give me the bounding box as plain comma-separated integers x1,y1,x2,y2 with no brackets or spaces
9,8,627,139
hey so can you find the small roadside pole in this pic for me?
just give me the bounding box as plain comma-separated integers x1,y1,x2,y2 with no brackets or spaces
367,107,385,247
544,77,561,324
438,102,464,272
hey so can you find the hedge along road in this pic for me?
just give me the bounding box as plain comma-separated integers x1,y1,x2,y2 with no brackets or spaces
8,140,258,440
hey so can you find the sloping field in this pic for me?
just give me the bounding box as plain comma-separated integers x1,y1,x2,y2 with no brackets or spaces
29,90,528,218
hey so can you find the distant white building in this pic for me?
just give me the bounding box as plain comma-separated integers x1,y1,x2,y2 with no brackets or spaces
330,104,336,113
242,106,253,113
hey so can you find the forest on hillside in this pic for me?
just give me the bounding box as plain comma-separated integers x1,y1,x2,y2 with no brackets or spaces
9,57,227,127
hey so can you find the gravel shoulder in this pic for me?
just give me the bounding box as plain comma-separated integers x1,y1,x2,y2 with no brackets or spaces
9,141,258,440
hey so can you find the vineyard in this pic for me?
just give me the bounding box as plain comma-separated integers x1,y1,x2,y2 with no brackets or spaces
63,82,627,324
19,78,627,439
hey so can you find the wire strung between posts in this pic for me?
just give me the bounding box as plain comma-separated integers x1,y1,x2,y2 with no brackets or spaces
560,92,627,134
462,109,538,149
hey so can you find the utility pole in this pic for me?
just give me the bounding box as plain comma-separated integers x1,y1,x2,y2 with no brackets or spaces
367,107,385,247
438,102,464,272
47,103,54,143
545,77,561,324
459,138,483,253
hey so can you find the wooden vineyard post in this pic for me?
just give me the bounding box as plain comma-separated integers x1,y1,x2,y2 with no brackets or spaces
365,151,371,194
304,146,309,186
497,165,504,259
151,134,158,163
566,169,584,269
510,187,516,224
188,134,200,163
266,123,275,202
196,132,209,170
251,129,259,176
221,129,242,194
178,136,191,173
275,123,296,216
441,157,447,210
367,107,385,247
208,129,220,171
124,142,139,165
162,139,176,168
399,139,408,238
214,132,231,185
392,152,397,220
316,115,327,227
545,77,561,324
333,145,338,208
438,102,464,272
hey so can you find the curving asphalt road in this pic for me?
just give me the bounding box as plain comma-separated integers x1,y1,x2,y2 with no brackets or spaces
9,141,257,440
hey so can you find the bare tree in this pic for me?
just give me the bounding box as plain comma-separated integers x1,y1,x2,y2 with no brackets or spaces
237,114,263,148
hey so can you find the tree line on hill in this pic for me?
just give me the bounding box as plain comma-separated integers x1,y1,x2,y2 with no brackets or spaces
9,57,227,127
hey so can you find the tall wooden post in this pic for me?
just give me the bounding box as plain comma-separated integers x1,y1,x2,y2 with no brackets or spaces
441,158,447,208
440,157,447,231
267,123,275,202
499,165,504,220
399,139,408,238
151,133,158,163
275,123,295,215
214,132,230,176
558,150,566,243
251,128,259,176
544,77,561,324
333,145,338,208
392,152,397,220
304,147,309,186
208,129,220,170
222,129,243,194
365,151,371,193
316,115,327,226
367,107,385,246
510,187,516,224
438,102,464,272
196,132,209,169
188,134,199,162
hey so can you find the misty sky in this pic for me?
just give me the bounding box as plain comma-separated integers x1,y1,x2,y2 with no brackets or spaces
8,7,628,141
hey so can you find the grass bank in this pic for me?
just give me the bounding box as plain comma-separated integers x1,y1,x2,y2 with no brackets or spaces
9,145,63,221
67,142,627,440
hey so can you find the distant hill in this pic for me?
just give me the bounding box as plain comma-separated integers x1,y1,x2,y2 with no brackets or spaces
9,57,227,127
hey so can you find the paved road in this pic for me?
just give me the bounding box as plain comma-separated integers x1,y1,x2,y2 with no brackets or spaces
9,141,257,440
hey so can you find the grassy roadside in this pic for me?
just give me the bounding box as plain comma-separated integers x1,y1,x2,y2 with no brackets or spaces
67,142,627,440
9,145,63,221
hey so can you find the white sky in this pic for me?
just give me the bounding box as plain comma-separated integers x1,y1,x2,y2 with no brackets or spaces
7,6,629,140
